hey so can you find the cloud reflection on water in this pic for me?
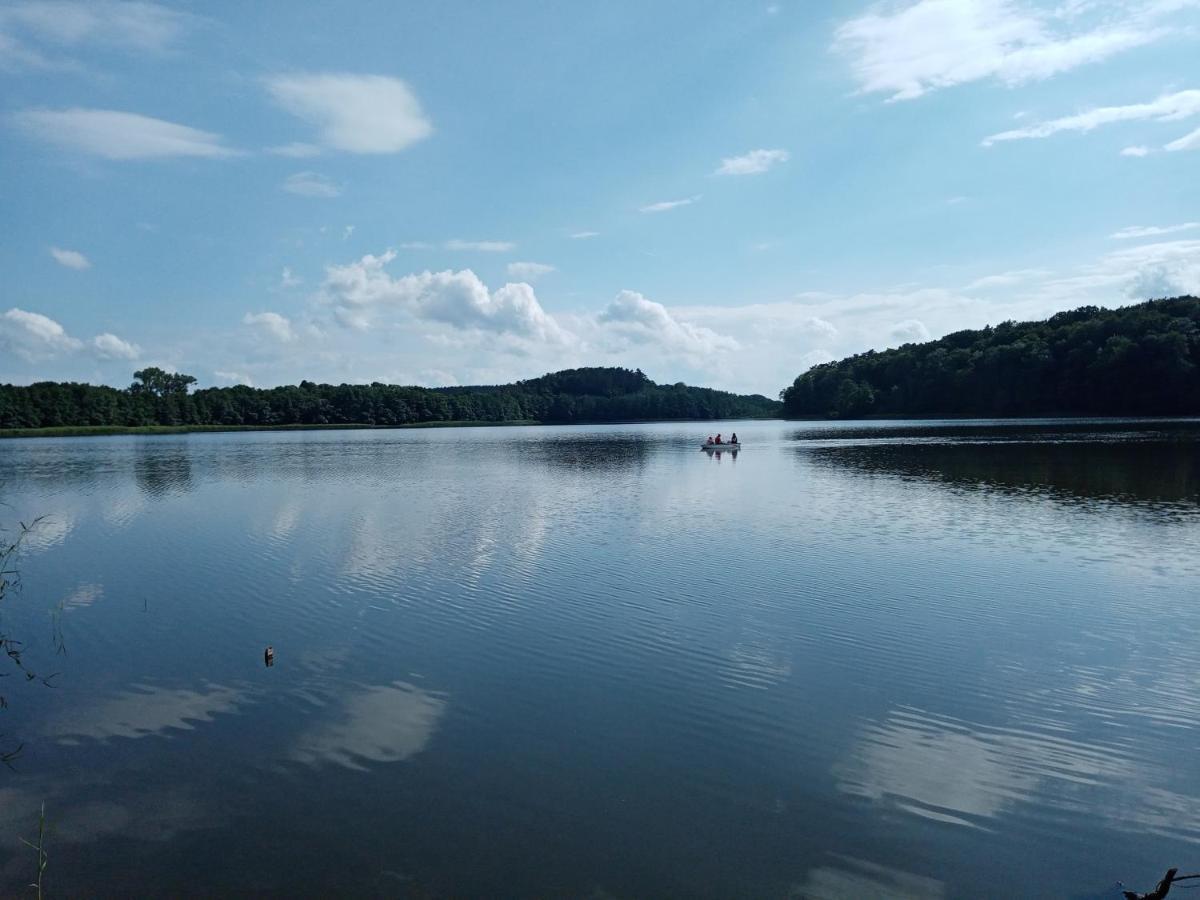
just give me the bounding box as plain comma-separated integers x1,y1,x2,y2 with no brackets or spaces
51,785,220,844
794,855,944,899
61,581,102,610
46,683,244,744
291,680,446,771
836,705,1200,842
0,780,222,880
15,513,75,554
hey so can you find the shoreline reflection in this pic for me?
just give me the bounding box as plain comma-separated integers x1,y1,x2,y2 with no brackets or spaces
803,439,1199,508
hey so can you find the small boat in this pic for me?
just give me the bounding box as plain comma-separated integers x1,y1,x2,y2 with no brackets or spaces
701,442,740,451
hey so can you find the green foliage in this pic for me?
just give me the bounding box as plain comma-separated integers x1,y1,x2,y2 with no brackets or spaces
834,378,875,417
0,367,780,431
130,367,197,398
781,297,1200,418
518,366,652,397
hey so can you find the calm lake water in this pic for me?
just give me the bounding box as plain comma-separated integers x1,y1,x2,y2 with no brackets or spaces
0,419,1198,898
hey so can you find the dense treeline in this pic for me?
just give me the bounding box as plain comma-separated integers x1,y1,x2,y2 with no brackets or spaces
782,297,1200,418
0,366,779,430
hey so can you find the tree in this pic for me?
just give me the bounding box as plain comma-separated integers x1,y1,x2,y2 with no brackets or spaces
130,367,197,398
781,297,1200,419
834,378,875,417
1,367,781,430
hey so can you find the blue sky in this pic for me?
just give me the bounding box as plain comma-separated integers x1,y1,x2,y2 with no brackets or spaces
2,0,1198,395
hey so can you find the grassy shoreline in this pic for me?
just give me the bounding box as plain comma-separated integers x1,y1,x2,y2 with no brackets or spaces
0,420,541,439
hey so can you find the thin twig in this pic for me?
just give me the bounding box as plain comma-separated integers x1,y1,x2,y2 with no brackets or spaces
1124,869,1200,900
19,801,47,900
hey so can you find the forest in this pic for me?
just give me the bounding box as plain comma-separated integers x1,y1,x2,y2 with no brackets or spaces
781,296,1200,418
0,366,780,431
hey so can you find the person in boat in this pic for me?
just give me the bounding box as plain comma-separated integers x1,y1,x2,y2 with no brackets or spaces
715,433,723,444
706,435,714,445
730,432,738,444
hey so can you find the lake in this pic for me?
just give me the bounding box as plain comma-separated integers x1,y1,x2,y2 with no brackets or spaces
0,419,1198,898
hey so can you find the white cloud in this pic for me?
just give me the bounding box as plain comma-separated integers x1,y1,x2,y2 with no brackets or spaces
214,370,253,386
570,231,600,239
13,227,1197,398
282,171,341,198
321,250,570,343
506,261,555,280
714,148,789,176
1165,125,1200,152
835,0,1175,102
1121,145,1151,156
640,195,700,213
597,290,739,358
982,89,1200,146
1029,238,1200,304
800,316,839,342
50,246,90,269
14,108,236,159
889,318,932,345
675,288,1002,392
1111,222,1199,240
267,142,321,158
0,1,192,71
0,30,63,70
444,239,515,252
1,1,192,51
280,267,302,288
399,239,516,252
343,225,355,239
1111,239,1200,298
265,73,433,154
0,310,141,366
0,307,83,361
91,332,139,359
243,311,296,343
965,268,1050,289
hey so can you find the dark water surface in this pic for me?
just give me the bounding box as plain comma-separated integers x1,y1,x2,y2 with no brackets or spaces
0,419,1198,898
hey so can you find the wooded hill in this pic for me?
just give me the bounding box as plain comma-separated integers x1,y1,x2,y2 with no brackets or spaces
781,297,1200,418
0,366,780,430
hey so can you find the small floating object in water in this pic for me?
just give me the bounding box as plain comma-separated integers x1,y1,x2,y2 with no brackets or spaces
264,646,275,667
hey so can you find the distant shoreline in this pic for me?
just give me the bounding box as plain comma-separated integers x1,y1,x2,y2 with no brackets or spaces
1,367,781,436
0,417,780,440
0,421,538,439
781,413,1200,422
